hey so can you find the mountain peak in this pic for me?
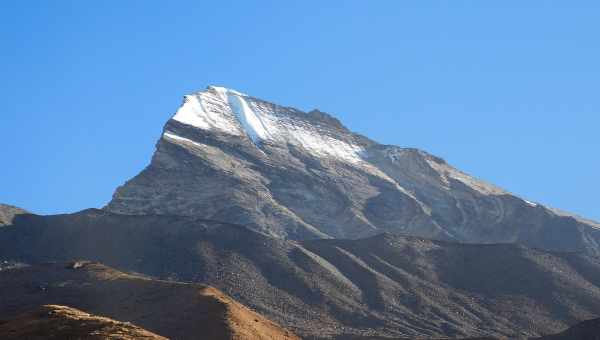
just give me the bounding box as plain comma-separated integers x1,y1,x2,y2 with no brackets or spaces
206,85,247,97
107,86,600,252
166,85,368,164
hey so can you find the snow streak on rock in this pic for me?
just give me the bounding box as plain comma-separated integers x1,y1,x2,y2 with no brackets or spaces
169,86,365,164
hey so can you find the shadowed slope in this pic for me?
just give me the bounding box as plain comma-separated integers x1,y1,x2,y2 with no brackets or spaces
0,261,298,340
0,210,600,338
1,209,600,338
536,318,600,340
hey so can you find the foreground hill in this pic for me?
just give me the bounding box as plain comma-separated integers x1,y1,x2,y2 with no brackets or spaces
0,260,298,340
2,209,600,339
103,86,600,256
0,304,166,340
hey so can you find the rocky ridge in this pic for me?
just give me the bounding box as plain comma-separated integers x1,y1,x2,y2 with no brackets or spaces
105,86,600,256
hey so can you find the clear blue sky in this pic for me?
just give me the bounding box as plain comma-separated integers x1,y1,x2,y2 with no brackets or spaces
1,1,598,221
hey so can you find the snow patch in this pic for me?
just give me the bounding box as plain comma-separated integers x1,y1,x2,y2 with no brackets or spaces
286,127,364,162
240,98,365,163
524,199,538,207
171,95,210,130
209,85,247,99
162,131,207,149
227,92,271,143
170,85,366,164
171,93,241,135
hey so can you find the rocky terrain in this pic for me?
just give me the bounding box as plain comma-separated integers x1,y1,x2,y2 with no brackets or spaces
3,85,600,339
535,317,600,340
0,203,28,226
0,304,166,340
0,260,298,340
105,86,600,256
2,261,597,340
2,209,600,339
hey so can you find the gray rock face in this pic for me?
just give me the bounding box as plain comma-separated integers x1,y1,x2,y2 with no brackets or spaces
105,86,600,254
0,204,28,226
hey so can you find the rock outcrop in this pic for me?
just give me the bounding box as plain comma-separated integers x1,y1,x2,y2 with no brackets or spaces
0,204,28,226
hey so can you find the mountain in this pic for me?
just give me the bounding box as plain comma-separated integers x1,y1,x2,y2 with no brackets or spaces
0,260,299,340
2,209,600,339
0,305,167,340
3,85,600,339
105,86,600,255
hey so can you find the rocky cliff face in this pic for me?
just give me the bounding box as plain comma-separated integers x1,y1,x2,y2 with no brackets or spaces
0,204,28,226
105,86,600,254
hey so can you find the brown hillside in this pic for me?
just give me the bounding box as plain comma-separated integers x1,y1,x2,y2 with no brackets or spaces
0,261,298,340
4,210,600,338
0,304,166,340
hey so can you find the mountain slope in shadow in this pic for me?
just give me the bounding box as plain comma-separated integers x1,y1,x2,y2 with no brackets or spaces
0,260,298,340
1,209,600,339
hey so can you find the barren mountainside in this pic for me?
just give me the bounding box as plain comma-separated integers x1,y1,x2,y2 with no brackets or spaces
0,260,298,340
2,209,600,339
3,85,600,339
105,86,600,255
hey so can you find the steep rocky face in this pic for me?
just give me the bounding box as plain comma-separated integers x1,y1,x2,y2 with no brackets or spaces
105,86,600,254
0,204,28,226
3,210,600,339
